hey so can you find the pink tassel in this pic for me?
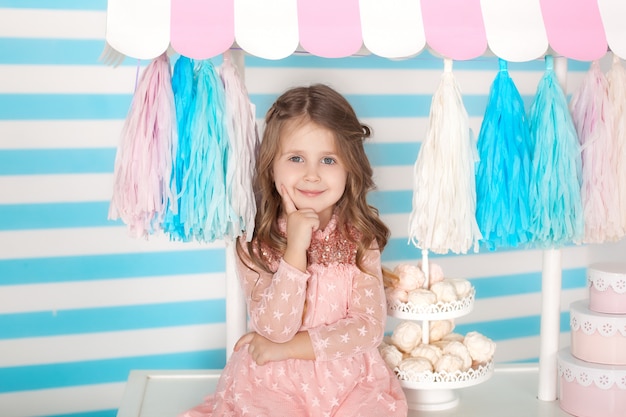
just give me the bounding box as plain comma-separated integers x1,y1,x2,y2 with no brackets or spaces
570,60,621,243
108,53,177,237
220,50,259,242
607,54,626,238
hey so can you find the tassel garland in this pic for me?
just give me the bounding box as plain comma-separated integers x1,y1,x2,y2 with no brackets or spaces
109,53,626,252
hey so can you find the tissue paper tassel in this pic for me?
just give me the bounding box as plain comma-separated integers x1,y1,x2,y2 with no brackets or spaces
408,59,481,254
109,53,177,237
163,55,194,240
570,60,621,243
475,59,532,250
606,55,626,238
527,56,584,247
164,58,233,242
220,50,259,242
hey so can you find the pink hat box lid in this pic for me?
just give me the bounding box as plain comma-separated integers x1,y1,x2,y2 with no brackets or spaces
558,349,626,390
588,263,626,314
570,300,626,338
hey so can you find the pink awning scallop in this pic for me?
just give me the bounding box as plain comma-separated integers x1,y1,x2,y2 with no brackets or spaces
297,0,363,58
540,0,607,61
170,0,234,60
420,0,487,61
105,0,626,61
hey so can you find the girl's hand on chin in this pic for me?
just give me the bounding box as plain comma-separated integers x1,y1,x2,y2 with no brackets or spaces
280,186,319,253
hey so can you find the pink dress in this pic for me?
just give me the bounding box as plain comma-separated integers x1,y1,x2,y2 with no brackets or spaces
180,216,407,417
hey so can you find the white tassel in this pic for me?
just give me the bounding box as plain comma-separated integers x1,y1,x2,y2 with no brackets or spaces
220,50,259,242
606,54,626,239
408,59,482,254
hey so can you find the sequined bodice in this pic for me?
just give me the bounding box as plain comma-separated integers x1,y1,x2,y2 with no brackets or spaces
261,214,359,269
307,226,357,265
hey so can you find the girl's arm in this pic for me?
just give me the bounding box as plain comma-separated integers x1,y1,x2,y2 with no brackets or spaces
236,245,309,343
236,190,317,343
234,330,315,366
307,246,387,361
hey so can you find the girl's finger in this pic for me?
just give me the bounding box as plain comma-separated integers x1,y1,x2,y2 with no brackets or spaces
280,185,298,214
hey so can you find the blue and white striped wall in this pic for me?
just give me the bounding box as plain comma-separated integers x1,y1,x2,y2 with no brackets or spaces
1,2,625,417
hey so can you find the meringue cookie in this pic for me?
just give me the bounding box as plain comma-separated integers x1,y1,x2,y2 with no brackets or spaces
418,261,445,285
398,357,433,373
430,281,458,303
407,288,437,305
410,343,443,366
391,321,422,353
386,286,409,303
431,340,449,351
463,331,496,363
435,354,464,373
429,319,455,342
393,264,425,291
442,340,472,371
380,343,404,369
447,278,472,299
441,332,465,343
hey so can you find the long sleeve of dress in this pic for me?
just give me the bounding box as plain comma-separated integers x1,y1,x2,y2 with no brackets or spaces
307,247,387,361
236,253,309,343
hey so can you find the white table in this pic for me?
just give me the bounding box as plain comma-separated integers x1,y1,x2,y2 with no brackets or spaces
116,364,573,417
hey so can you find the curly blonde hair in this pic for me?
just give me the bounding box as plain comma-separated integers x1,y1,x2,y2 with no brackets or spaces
238,84,390,275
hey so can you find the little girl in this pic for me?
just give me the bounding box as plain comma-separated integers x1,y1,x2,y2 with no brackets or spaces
181,84,407,416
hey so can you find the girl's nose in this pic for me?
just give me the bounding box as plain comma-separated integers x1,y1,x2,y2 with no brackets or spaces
304,163,320,182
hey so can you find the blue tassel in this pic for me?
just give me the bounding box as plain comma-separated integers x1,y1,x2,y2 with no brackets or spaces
528,56,584,247
163,56,196,240
476,59,532,250
181,59,233,242
198,59,232,242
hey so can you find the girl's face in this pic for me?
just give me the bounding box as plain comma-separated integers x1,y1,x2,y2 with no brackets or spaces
272,120,348,228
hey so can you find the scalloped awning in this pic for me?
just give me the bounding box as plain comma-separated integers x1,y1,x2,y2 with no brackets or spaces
105,0,626,62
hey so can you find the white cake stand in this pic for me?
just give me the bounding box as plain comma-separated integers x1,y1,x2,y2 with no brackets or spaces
387,288,476,320
396,361,495,411
388,290,495,411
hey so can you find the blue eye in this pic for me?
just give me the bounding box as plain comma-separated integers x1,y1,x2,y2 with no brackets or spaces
288,156,303,163
322,157,336,165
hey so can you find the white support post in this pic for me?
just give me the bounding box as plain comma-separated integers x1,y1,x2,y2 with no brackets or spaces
225,239,247,358
421,249,430,345
537,248,562,401
537,55,567,401
225,48,249,358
